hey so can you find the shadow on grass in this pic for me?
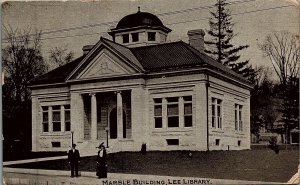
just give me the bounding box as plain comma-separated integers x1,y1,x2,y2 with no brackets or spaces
6,149,299,182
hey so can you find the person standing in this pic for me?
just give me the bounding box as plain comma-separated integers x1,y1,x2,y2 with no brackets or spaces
96,142,107,178
68,144,80,177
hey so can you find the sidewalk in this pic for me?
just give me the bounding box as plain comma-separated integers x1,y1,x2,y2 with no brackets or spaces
3,168,290,185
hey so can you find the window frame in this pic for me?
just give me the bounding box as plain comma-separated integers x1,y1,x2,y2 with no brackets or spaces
211,98,223,129
183,96,193,127
131,32,139,42
148,32,156,41
235,104,243,131
167,97,179,128
154,98,163,128
42,106,49,133
122,34,129,43
64,105,71,132
52,105,61,132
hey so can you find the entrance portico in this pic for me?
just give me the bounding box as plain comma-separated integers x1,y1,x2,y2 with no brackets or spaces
72,90,132,144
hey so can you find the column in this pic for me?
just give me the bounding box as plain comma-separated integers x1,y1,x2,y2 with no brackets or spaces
162,98,167,128
61,105,65,132
71,93,84,142
31,96,38,151
179,97,184,128
195,82,208,150
49,106,53,133
117,91,123,139
90,93,98,140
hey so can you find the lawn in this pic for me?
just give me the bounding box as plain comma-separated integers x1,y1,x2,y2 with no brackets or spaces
6,149,299,182
3,151,67,162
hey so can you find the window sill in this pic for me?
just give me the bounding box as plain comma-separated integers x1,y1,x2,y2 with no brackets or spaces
152,128,194,133
40,132,72,136
235,132,245,135
211,129,224,133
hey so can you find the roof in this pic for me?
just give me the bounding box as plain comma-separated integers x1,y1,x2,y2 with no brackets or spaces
30,38,249,87
30,56,84,85
116,11,165,30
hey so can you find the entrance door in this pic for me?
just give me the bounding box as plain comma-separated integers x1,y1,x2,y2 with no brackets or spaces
109,108,126,139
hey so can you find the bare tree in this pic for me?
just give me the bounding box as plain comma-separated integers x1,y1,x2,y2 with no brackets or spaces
49,45,74,67
2,26,48,152
259,31,299,144
2,26,48,102
259,31,300,86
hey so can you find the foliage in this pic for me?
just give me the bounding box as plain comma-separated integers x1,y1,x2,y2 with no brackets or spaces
205,0,255,83
259,31,299,86
49,45,74,67
2,26,48,150
250,67,276,139
2,26,48,102
259,31,300,143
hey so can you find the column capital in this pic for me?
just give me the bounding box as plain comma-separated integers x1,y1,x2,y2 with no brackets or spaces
89,92,96,96
115,91,122,95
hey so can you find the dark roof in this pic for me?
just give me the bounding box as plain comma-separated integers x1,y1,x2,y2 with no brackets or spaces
116,11,165,30
30,39,248,86
130,41,205,70
30,56,84,85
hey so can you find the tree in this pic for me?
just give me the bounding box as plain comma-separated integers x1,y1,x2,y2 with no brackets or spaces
259,31,299,87
205,0,255,82
250,67,276,142
2,26,48,155
49,45,74,67
2,26,48,102
259,31,300,144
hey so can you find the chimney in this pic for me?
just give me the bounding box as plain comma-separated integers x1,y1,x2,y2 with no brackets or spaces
82,45,94,55
187,29,205,53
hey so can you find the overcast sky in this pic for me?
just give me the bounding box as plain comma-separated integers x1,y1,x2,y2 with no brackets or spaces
2,0,299,80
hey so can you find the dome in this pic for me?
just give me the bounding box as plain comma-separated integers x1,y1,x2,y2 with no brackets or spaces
116,11,167,30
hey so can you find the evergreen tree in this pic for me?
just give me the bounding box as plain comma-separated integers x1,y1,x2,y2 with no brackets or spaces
205,0,255,82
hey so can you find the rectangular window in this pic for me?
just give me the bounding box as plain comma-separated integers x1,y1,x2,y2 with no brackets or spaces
52,142,61,148
122,34,129,43
166,139,179,145
65,105,71,131
184,96,193,127
216,139,220,146
42,106,49,132
212,98,222,129
238,140,241,146
132,32,139,42
167,97,179,127
154,98,162,128
235,104,243,131
148,32,156,41
52,105,61,132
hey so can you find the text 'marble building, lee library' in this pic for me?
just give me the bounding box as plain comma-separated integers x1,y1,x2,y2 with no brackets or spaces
30,10,252,153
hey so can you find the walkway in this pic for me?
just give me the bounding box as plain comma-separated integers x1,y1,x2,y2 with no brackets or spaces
3,168,287,185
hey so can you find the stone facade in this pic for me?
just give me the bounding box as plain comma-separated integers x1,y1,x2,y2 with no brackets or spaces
30,10,252,153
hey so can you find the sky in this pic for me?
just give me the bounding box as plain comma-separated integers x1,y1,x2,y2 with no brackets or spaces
1,0,299,80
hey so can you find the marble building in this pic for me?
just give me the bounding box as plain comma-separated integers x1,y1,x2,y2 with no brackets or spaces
30,10,252,152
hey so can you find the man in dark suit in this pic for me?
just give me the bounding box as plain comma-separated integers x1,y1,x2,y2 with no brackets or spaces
68,144,80,177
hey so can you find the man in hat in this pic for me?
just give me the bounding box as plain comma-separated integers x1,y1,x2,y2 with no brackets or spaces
68,144,80,177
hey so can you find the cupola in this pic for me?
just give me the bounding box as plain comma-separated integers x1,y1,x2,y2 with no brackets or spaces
108,8,171,48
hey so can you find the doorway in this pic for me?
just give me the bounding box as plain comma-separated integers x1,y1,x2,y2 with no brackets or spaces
109,108,126,139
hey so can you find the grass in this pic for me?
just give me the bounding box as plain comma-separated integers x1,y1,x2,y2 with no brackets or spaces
6,149,299,182
3,151,67,162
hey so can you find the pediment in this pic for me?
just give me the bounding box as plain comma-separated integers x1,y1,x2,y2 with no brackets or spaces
77,50,135,79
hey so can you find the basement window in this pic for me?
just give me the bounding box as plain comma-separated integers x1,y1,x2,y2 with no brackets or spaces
167,139,179,145
52,142,61,148
215,139,220,146
238,140,241,146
